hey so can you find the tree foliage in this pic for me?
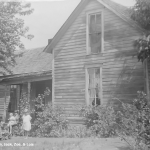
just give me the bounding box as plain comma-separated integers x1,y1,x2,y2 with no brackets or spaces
134,35,150,62
116,91,150,150
131,0,150,62
131,0,150,31
0,2,34,74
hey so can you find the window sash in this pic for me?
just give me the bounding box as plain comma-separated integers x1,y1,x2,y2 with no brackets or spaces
86,67,102,106
87,12,103,54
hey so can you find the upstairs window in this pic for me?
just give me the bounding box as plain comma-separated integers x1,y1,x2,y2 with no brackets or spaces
87,12,103,54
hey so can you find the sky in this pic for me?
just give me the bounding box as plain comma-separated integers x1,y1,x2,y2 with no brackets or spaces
21,0,135,50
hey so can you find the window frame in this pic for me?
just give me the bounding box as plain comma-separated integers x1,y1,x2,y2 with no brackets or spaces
85,65,103,106
86,10,104,55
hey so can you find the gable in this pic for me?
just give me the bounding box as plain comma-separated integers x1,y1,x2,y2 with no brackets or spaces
54,0,142,57
45,0,144,54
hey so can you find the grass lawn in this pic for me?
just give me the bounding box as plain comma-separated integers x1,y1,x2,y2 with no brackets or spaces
0,137,130,150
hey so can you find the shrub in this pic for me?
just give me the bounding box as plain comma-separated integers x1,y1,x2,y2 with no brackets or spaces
116,91,150,150
19,92,30,116
30,94,68,137
80,104,117,137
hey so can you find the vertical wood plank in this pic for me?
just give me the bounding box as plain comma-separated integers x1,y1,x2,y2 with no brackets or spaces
27,82,31,109
52,49,55,106
101,11,104,52
143,60,146,93
16,85,20,110
85,68,89,105
86,12,89,55
3,85,7,122
100,67,103,104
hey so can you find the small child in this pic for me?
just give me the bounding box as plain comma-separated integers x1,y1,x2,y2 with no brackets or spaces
14,110,19,124
22,109,32,139
7,113,16,134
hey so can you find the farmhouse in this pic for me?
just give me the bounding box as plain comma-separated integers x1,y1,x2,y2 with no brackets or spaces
0,47,52,121
44,0,148,123
0,0,149,124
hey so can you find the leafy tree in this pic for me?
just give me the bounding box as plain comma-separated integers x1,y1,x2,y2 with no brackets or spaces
131,0,150,62
0,2,34,74
131,0,150,31
134,35,150,62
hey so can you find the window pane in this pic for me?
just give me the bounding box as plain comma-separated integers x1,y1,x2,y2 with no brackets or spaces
88,88,101,98
92,98,101,106
88,89,96,99
95,68,100,77
95,68,100,88
96,87,101,100
87,67,101,106
89,14,95,34
88,68,94,89
91,88,101,106
96,13,101,32
89,33,101,53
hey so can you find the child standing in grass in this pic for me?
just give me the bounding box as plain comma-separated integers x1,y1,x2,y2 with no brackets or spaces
22,108,32,139
7,113,16,134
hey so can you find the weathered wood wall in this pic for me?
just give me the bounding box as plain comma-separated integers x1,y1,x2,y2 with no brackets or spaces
53,0,144,120
0,85,10,120
147,60,150,100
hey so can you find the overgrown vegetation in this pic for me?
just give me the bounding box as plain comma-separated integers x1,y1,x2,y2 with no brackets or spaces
29,88,68,137
116,91,150,150
19,92,30,116
80,105,116,138
131,0,150,62
13,88,150,150
79,91,150,149
131,0,150,31
134,35,150,63
31,103,68,138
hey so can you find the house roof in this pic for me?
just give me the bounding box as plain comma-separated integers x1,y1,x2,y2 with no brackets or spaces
44,0,145,54
0,47,52,83
3,47,52,78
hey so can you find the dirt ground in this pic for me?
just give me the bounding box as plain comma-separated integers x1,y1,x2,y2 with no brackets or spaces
0,137,130,150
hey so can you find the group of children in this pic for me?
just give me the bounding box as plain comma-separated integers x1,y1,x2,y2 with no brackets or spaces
7,108,32,139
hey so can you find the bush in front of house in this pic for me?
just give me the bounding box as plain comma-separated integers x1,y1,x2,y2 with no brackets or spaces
80,104,117,138
79,90,150,150
19,92,30,116
115,91,150,150
30,98,68,137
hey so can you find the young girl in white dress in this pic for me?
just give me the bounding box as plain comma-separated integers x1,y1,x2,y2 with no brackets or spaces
7,113,16,134
22,109,32,139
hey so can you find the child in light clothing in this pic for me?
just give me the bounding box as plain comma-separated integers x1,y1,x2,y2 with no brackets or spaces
7,113,16,134
22,109,32,139
14,110,19,124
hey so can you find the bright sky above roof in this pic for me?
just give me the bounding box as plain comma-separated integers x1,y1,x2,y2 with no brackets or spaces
21,0,135,49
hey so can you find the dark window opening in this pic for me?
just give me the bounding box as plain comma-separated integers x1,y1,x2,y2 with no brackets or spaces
89,13,102,54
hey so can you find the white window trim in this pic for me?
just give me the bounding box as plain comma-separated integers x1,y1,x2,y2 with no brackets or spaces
86,10,104,55
85,66,103,106
52,48,55,107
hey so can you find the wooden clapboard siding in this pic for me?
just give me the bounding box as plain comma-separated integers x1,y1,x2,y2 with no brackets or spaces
0,85,10,119
53,0,144,121
148,60,150,98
